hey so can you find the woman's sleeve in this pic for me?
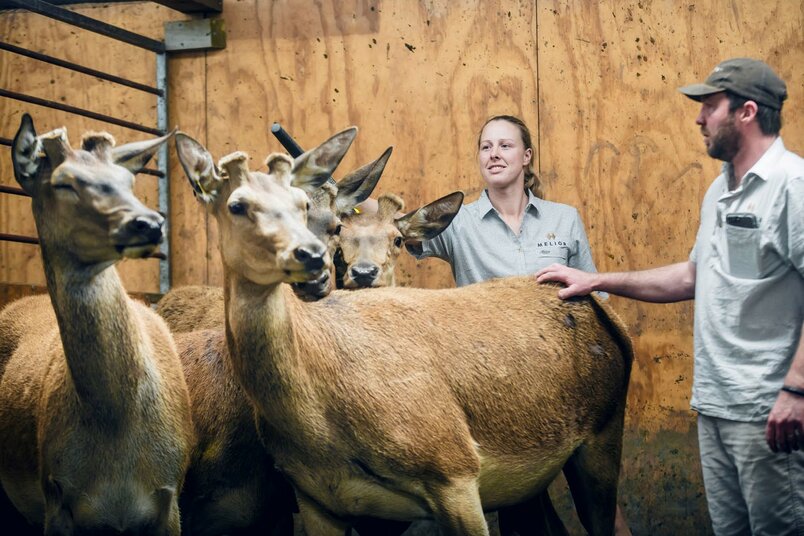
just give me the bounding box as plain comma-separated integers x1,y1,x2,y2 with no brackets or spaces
569,208,598,272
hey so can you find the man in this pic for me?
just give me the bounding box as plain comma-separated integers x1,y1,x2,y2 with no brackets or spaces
536,58,803,535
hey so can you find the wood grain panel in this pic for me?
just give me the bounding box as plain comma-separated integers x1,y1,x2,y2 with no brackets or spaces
538,0,803,426
0,1,801,532
0,3,186,292
538,1,802,531
191,0,541,288
166,50,211,286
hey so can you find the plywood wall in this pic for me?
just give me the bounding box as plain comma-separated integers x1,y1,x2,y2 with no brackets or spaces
0,1,802,533
0,2,187,292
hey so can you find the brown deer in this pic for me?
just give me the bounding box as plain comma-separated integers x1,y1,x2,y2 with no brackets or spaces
166,187,461,535
338,191,463,289
175,128,633,536
156,146,391,334
0,115,194,535
163,143,393,535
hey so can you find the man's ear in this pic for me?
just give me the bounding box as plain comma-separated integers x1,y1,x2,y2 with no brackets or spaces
739,100,759,124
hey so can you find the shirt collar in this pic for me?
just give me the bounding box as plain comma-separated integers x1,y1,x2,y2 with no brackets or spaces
477,188,540,219
721,136,786,185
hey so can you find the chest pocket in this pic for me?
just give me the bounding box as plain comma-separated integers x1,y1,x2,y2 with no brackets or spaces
536,244,570,263
724,224,761,278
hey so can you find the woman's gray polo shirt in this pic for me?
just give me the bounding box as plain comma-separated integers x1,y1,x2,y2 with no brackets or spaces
690,137,804,421
413,189,598,287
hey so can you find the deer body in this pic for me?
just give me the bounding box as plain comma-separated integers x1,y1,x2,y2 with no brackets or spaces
227,277,628,528
173,328,295,535
177,129,630,535
0,115,193,534
159,143,392,534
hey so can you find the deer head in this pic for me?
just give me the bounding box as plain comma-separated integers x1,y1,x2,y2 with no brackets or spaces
339,191,464,288
290,146,391,300
11,113,171,267
175,128,358,286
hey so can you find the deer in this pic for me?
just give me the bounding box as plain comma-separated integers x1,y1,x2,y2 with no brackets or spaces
338,194,578,536
156,146,392,334
174,127,633,536
0,114,194,535
160,150,461,536
167,148,393,536
338,191,463,289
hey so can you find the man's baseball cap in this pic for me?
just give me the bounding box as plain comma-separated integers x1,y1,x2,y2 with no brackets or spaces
678,58,787,110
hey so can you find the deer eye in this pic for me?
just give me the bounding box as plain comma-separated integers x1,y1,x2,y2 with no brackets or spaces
53,183,75,191
228,201,247,215
393,236,403,248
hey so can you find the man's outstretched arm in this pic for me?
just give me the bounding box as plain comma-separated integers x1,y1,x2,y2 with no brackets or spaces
535,261,696,302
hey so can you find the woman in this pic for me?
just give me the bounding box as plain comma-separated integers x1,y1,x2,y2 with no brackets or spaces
408,115,630,535
408,114,598,284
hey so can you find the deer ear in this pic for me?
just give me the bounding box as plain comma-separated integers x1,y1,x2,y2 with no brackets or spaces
112,128,175,175
395,191,464,241
11,113,46,194
291,127,357,191
335,146,392,216
175,132,224,204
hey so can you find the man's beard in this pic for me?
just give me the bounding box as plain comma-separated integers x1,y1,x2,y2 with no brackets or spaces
706,114,741,161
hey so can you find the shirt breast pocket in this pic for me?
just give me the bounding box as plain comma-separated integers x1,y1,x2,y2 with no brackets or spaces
724,224,761,279
536,246,569,263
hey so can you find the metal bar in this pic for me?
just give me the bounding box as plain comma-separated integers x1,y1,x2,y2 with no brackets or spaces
139,168,165,178
0,136,11,146
271,122,304,157
0,233,38,245
0,89,164,136
0,1,221,14
0,184,30,197
151,0,222,13
156,51,170,293
0,41,162,96
3,0,165,53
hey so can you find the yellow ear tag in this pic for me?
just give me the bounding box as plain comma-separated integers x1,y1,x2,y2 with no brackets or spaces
353,207,361,215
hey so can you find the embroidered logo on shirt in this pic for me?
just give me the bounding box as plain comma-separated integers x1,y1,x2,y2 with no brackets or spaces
537,240,568,247
547,232,556,240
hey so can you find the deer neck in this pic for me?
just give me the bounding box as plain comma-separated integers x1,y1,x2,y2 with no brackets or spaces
223,273,315,407
40,240,147,421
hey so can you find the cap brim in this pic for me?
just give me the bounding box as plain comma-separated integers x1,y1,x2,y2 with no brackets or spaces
678,83,725,101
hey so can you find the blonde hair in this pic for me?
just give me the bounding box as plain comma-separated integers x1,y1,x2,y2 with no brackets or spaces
477,115,543,199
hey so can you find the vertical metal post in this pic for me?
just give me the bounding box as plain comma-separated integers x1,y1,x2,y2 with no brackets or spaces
156,51,170,294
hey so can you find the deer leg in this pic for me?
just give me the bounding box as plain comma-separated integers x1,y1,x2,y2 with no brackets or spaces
425,476,489,536
498,490,569,536
295,494,350,536
562,405,624,536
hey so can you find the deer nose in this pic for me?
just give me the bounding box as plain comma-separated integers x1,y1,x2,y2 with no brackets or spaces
350,263,379,286
126,214,164,244
294,246,325,271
